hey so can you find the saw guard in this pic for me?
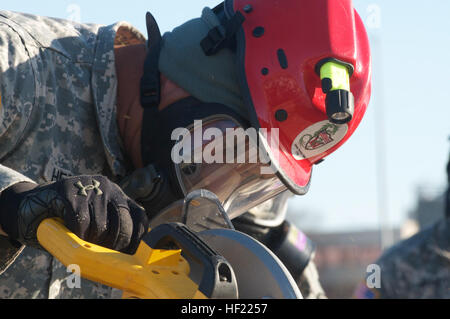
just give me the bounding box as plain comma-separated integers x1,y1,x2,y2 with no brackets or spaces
199,228,302,299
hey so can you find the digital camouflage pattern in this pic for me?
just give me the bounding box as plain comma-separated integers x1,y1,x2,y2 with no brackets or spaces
364,218,449,299
0,10,145,298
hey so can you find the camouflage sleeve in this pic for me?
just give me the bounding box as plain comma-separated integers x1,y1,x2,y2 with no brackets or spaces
0,15,40,274
0,164,35,275
0,15,36,161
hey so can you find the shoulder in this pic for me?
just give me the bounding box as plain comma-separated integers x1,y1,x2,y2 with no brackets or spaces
376,219,450,298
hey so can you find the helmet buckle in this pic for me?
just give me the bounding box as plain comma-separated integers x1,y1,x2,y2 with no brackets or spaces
200,11,245,56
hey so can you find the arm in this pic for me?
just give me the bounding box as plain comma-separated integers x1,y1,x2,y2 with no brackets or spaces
0,165,35,275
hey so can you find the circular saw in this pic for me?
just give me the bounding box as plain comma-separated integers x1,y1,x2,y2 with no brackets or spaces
37,190,302,299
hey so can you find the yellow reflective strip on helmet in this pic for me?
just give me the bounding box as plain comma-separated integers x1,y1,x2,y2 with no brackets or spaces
320,61,350,92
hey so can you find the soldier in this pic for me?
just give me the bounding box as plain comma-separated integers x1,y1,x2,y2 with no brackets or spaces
356,156,450,299
0,0,372,298
0,12,152,298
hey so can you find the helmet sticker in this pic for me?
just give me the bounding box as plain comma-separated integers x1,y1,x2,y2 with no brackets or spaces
291,121,348,160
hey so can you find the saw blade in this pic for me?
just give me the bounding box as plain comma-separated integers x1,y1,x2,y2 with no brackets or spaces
198,228,303,299
149,190,234,232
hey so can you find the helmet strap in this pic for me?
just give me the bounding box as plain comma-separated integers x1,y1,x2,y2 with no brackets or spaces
200,4,245,56
140,12,162,109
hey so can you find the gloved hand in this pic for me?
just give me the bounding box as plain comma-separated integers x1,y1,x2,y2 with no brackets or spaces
0,176,149,254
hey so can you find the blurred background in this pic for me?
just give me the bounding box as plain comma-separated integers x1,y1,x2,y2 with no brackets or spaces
3,0,449,298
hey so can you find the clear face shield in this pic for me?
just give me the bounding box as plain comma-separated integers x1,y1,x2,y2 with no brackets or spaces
173,116,287,220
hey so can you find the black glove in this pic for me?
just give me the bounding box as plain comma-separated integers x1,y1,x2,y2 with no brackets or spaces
0,176,149,254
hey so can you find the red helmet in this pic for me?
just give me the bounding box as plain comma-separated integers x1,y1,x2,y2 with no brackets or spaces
138,0,372,219
211,0,372,194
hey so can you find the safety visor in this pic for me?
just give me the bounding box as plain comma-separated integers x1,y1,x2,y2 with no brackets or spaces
173,115,287,219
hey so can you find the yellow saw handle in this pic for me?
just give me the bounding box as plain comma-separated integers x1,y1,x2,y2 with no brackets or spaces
37,218,207,299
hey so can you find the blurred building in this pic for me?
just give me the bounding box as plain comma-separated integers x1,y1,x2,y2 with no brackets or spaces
306,229,400,299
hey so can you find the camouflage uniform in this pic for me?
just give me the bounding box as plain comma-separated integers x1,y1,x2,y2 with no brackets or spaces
357,218,449,299
0,10,145,298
